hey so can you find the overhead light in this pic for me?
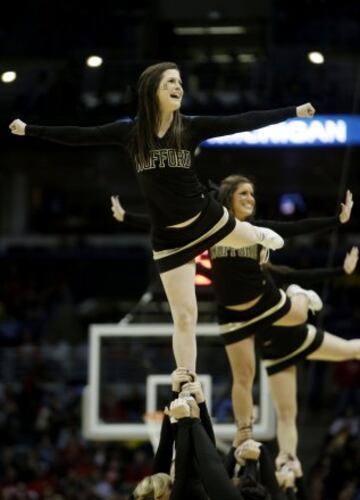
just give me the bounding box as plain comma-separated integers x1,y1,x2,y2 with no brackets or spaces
308,51,324,64
208,26,246,35
86,55,103,68
104,91,123,105
212,54,233,63
175,27,206,35
174,26,246,36
237,54,257,63
81,92,101,108
1,71,17,83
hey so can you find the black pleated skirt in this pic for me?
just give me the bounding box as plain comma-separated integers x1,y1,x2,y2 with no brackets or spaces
152,193,236,273
217,281,292,345
258,323,324,375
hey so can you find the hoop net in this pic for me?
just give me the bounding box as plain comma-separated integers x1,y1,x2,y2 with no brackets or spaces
143,411,164,452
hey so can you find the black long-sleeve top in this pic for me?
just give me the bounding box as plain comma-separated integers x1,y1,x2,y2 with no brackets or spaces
153,396,215,473
266,264,343,290
191,419,244,500
168,418,192,499
259,446,287,500
124,212,152,231
25,108,295,228
225,444,286,499
210,216,340,305
153,399,214,500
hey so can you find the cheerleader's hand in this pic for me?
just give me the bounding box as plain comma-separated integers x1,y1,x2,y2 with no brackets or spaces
9,118,26,135
296,102,315,118
343,246,359,274
111,195,125,222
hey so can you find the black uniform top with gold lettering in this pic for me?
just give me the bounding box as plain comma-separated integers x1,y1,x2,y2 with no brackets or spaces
25,108,295,229
210,216,340,305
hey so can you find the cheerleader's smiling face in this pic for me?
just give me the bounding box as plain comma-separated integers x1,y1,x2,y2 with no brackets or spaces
231,182,256,220
156,69,183,113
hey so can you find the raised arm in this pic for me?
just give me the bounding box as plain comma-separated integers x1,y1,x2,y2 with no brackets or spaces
153,368,193,473
190,103,314,144
9,117,128,146
266,246,358,288
257,190,353,238
259,445,287,499
224,445,237,477
152,412,174,474
267,265,343,289
181,375,216,444
111,195,151,231
257,216,340,238
191,419,244,500
170,417,194,499
165,398,198,500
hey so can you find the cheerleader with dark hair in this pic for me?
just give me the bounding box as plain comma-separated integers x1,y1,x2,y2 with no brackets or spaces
111,177,353,447
10,61,315,372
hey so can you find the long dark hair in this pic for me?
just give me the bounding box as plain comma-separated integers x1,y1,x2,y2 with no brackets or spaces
128,61,183,168
218,174,255,218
